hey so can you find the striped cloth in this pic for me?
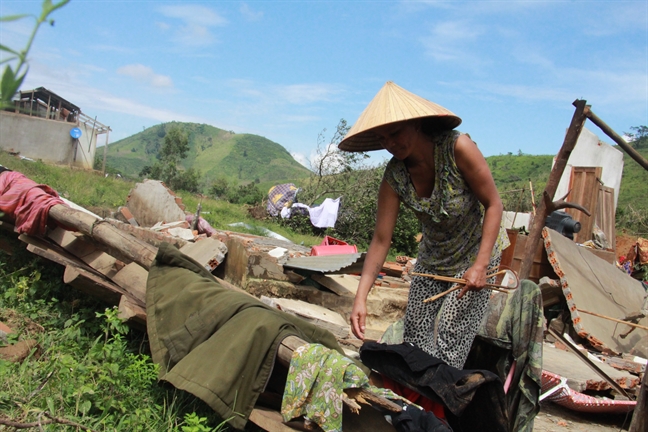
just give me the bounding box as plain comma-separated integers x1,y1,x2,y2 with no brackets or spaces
0,171,65,236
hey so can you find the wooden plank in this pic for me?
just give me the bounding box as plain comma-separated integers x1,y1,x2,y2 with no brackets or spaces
118,295,147,328
629,369,647,432
22,234,91,268
511,234,556,283
261,296,350,339
110,262,148,306
596,185,616,249
63,265,124,305
565,166,602,244
47,227,120,278
249,408,302,432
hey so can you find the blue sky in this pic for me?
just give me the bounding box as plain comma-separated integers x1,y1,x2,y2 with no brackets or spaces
1,0,646,168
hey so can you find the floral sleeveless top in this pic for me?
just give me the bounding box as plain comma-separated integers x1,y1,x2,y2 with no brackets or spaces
383,130,509,275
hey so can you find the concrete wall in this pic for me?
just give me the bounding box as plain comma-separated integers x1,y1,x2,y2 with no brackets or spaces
0,111,98,169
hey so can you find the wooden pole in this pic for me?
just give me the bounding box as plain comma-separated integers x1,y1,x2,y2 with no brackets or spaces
577,309,648,331
629,370,647,432
48,204,157,270
519,100,588,280
102,131,109,175
583,107,648,171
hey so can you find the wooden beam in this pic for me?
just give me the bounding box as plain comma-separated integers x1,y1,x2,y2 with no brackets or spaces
63,265,124,305
118,295,147,328
48,204,157,269
519,100,588,280
584,107,648,171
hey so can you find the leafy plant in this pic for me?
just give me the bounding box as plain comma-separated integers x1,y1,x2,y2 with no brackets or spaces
0,238,234,431
0,0,70,109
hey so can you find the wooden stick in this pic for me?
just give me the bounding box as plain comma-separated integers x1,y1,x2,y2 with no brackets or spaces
577,308,648,331
422,285,461,303
411,271,517,290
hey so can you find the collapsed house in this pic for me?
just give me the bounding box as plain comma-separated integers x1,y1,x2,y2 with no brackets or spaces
0,99,647,431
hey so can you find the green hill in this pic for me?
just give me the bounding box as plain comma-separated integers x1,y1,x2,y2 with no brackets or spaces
105,122,312,191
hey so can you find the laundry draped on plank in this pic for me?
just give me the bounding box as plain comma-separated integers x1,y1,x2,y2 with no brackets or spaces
0,170,65,236
146,243,347,430
281,343,368,432
282,343,431,432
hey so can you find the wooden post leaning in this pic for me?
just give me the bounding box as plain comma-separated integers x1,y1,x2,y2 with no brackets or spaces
519,99,588,280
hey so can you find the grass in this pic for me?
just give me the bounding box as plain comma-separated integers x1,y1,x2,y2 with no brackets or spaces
0,237,238,431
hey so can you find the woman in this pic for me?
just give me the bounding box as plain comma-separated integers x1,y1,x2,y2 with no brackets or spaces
341,81,509,369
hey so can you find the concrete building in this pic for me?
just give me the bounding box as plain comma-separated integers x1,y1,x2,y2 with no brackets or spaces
0,87,110,170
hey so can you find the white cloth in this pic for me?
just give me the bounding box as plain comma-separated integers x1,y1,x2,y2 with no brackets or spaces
281,203,309,219
307,198,340,228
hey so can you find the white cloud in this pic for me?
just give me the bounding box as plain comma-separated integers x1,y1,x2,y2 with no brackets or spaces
228,80,344,106
276,83,343,105
240,3,263,21
290,152,310,168
117,64,173,88
157,4,227,47
158,4,228,26
23,62,205,125
420,20,485,63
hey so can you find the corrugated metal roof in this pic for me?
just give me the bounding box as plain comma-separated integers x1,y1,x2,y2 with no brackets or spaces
284,253,365,273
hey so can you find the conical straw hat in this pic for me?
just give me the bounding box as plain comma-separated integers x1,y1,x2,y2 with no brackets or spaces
338,81,461,152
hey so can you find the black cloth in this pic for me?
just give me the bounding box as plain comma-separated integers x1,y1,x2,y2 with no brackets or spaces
390,400,453,432
360,342,508,432
0,166,11,174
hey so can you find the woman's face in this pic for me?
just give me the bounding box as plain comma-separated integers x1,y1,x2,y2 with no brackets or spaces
374,121,419,160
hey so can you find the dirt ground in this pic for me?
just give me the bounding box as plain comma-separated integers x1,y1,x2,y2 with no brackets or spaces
534,401,632,431
616,233,638,262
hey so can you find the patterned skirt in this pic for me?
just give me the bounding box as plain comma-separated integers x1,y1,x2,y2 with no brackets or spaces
403,254,502,369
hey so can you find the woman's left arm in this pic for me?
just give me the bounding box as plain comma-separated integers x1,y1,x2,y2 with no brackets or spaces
454,134,503,298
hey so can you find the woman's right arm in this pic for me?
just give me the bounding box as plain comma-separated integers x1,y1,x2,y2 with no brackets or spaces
350,179,400,339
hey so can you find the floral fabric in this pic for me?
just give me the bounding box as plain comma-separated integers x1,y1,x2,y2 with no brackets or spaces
281,343,368,432
383,130,509,275
281,343,412,432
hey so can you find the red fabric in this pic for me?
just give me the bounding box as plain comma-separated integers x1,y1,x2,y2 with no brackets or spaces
0,171,65,236
381,375,446,420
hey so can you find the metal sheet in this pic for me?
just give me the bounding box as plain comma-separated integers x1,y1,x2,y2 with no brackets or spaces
284,253,365,273
542,227,648,354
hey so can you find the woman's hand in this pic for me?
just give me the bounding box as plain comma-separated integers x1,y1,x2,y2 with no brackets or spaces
350,298,368,339
457,264,487,299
